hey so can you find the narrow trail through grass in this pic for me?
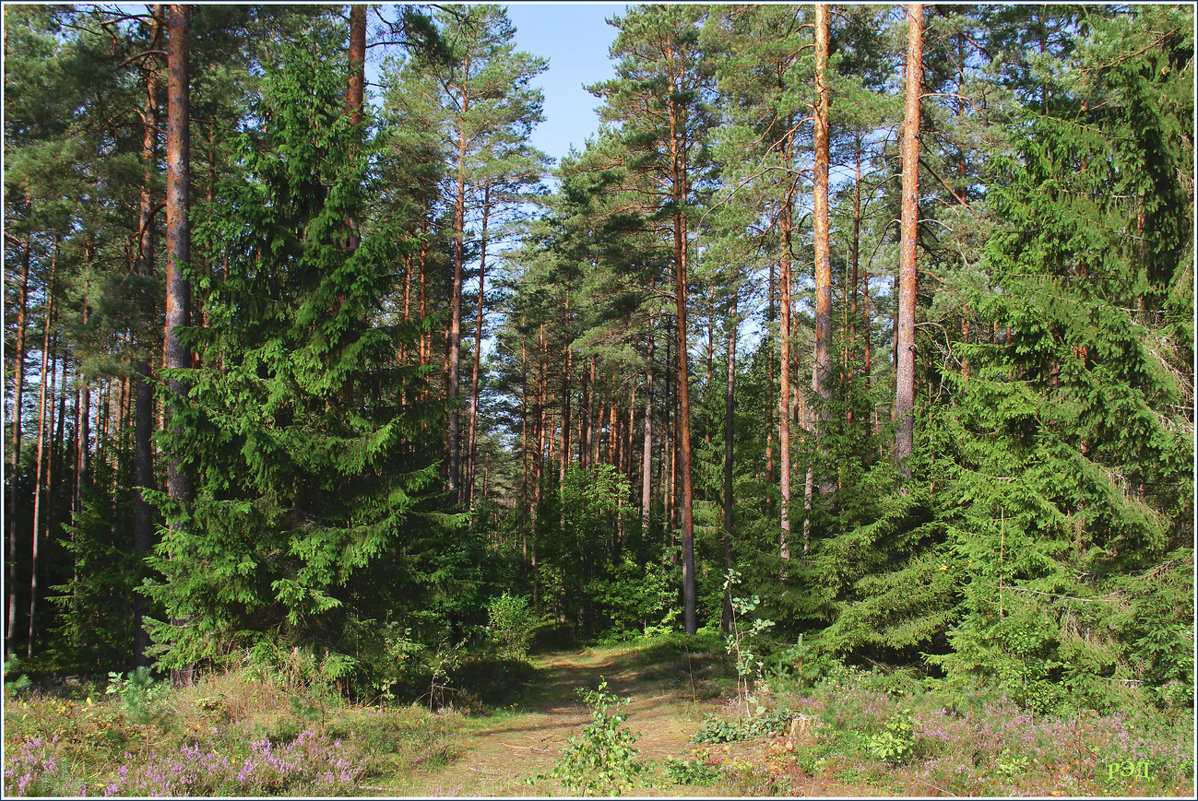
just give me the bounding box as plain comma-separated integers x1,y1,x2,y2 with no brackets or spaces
382,643,725,797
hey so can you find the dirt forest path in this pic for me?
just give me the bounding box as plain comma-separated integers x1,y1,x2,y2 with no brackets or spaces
390,644,727,797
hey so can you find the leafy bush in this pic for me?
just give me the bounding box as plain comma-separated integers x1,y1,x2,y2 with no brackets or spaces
864,707,915,764
663,755,720,785
538,679,645,795
692,707,797,743
485,593,541,661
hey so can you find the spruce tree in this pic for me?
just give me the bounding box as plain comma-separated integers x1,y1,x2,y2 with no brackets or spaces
144,33,446,681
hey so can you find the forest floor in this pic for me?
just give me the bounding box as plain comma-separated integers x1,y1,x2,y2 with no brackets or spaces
4,635,1193,797
366,636,1194,798
379,641,737,796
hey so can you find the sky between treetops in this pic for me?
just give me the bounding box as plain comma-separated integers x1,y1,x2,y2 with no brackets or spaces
363,2,628,166
505,3,627,165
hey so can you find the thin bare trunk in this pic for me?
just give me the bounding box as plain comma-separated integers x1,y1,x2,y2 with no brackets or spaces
722,287,738,634
520,333,529,518
467,190,491,505
74,243,93,520
134,47,159,668
27,243,56,657
765,258,775,487
418,210,429,372
779,173,794,563
580,355,594,469
607,396,617,467
641,306,655,531
624,382,635,479
448,70,471,505
8,237,31,475
559,296,571,482
50,340,65,551
6,234,31,657
850,136,863,400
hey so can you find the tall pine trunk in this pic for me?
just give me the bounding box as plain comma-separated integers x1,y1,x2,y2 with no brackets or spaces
850,134,864,400
133,46,160,668
778,161,794,563
448,68,471,505
346,5,366,124
812,4,833,421
810,4,834,522
641,305,655,533
559,296,571,482
668,91,697,636
896,3,923,482
27,242,56,657
6,233,31,658
164,3,194,684
466,188,491,505
721,287,738,634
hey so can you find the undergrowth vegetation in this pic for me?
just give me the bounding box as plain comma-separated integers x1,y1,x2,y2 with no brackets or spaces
683,641,1195,797
2,656,473,798
4,631,1193,797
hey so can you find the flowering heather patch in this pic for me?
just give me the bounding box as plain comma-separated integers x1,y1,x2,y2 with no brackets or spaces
100,728,365,797
761,685,1194,796
2,727,366,798
3,735,70,797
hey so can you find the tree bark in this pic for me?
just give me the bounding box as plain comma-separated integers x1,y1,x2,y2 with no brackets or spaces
812,4,834,506
896,2,923,482
668,88,697,636
850,135,863,397
49,338,65,562
6,234,31,658
74,243,92,520
165,3,194,684
133,46,160,668
641,306,655,533
27,241,56,657
813,4,833,410
448,68,471,505
466,188,491,505
778,156,795,563
519,332,529,519
8,236,31,477
559,295,571,483
579,355,594,469
721,287,738,634
346,5,366,125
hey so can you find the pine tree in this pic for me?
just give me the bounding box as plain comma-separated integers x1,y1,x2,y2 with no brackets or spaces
591,4,715,635
895,3,922,483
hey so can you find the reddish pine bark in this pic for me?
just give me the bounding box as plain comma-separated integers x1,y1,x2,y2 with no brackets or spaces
27,242,57,657
896,2,923,481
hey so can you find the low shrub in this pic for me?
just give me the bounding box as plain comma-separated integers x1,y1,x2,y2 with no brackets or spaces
536,679,645,796
485,593,542,661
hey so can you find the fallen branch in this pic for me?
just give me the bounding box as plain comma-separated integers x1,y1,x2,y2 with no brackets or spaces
502,742,552,752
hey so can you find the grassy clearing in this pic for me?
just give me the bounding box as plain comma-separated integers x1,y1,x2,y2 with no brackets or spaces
4,635,1193,797
680,662,1195,798
2,666,467,797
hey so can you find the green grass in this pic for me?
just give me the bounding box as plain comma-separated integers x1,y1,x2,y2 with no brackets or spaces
5,640,1192,797
2,668,468,797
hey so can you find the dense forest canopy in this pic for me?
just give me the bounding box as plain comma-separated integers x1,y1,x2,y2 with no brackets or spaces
3,2,1193,716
